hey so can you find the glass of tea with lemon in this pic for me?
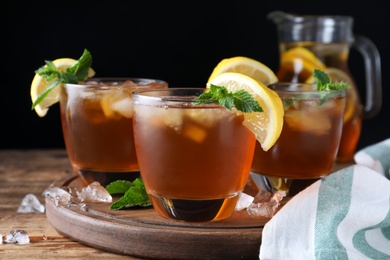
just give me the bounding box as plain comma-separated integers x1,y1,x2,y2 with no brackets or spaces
132,72,284,222
30,50,168,187
268,11,382,163
60,78,168,186
251,80,347,193
31,50,285,221
208,56,349,195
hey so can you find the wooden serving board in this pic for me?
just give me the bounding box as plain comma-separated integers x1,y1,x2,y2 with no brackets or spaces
45,175,275,260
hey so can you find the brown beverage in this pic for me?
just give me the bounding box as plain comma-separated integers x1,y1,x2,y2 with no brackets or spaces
276,42,362,163
132,88,256,222
268,11,382,163
251,83,346,191
60,78,168,186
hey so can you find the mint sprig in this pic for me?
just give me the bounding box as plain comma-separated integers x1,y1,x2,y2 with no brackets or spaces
106,178,152,210
314,69,350,105
31,49,93,110
106,180,136,195
195,84,263,112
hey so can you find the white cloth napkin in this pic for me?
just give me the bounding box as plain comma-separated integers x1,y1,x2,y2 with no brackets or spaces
259,139,390,260
354,138,390,178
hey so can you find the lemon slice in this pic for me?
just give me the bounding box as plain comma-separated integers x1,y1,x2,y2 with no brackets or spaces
281,47,327,71
207,72,284,151
30,58,96,117
306,68,357,123
208,56,279,86
267,176,292,192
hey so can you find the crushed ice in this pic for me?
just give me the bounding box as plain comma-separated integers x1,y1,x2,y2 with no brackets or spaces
42,181,112,210
246,190,286,218
2,229,30,244
75,181,113,203
235,192,254,211
17,194,45,213
42,187,72,207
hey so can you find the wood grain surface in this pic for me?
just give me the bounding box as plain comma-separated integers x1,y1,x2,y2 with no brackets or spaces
0,150,138,259
0,149,351,259
0,149,271,259
45,176,269,260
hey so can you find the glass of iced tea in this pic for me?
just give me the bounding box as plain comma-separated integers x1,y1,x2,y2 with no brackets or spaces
60,78,168,187
268,11,382,163
132,88,256,222
251,82,346,194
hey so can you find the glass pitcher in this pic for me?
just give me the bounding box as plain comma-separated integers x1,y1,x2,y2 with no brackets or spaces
268,11,382,163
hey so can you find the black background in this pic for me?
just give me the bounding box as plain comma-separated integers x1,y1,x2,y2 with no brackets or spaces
1,2,388,150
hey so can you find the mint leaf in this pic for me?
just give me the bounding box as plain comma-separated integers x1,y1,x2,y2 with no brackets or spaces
195,84,263,113
313,69,331,90
314,69,351,91
233,89,263,112
31,49,93,110
313,69,351,105
107,178,152,210
66,49,93,81
35,61,59,81
106,180,135,195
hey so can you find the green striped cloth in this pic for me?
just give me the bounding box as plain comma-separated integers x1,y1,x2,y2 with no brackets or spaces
259,139,390,259
354,138,390,178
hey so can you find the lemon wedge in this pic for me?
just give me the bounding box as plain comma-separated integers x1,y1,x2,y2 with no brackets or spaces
208,56,278,86
30,58,95,117
207,72,284,151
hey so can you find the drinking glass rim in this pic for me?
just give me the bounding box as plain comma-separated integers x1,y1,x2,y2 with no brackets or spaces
64,77,168,90
268,82,346,96
132,87,219,104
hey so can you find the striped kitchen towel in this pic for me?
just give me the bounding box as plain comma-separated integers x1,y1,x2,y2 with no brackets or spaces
354,138,390,178
259,164,390,260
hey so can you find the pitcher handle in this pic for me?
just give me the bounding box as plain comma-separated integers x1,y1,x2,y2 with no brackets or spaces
351,34,382,119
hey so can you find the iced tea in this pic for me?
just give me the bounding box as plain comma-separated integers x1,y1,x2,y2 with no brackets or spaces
276,42,362,162
251,83,346,185
60,78,168,186
132,88,256,222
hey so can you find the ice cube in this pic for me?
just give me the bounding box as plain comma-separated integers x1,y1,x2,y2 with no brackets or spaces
187,108,226,128
100,91,132,118
180,108,233,143
77,89,96,99
4,229,30,244
235,193,254,211
77,181,112,203
17,194,45,213
42,187,72,207
161,108,184,133
284,109,331,135
247,190,286,218
182,123,208,143
110,96,133,118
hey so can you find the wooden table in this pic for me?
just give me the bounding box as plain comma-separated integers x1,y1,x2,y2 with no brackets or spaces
1,149,273,259
1,149,350,259
0,149,137,259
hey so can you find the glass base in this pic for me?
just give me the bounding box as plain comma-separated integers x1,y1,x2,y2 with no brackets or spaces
148,192,240,222
251,173,319,196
